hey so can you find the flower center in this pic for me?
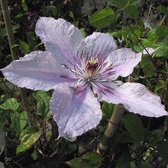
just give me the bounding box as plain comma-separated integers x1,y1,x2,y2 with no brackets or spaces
86,59,98,73
82,58,99,81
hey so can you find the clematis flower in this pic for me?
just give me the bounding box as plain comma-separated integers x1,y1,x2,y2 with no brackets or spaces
1,17,167,140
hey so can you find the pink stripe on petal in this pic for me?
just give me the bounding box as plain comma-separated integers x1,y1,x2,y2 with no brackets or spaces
101,82,168,118
78,32,117,61
35,17,83,64
106,48,142,79
50,84,102,139
1,51,73,91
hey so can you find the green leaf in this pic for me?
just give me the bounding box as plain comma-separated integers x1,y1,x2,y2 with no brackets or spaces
10,112,20,134
116,151,130,168
130,161,136,168
41,5,58,17
141,29,158,48
0,28,7,38
89,8,116,29
128,0,140,4
140,56,154,78
80,28,86,37
33,91,49,102
0,98,7,130
31,150,39,160
20,111,28,131
33,91,50,117
123,114,145,143
19,127,37,142
67,152,102,168
133,45,144,52
146,29,158,42
154,80,166,93
21,0,28,12
19,40,30,54
12,24,20,33
112,25,142,45
140,161,153,168
0,98,20,111
155,26,168,39
157,142,168,161
109,0,128,9
102,102,114,120
124,5,139,18
157,5,168,16
155,42,168,58
148,129,164,145
16,130,41,154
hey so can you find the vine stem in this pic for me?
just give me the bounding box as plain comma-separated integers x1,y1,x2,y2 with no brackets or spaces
97,104,125,155
0,0,33,126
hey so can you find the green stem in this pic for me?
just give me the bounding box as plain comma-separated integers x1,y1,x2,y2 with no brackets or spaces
0,0,33,126
97,104,125,155
0,0,18,60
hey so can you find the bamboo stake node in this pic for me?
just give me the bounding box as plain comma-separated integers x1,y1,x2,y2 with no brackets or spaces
97,104,125,155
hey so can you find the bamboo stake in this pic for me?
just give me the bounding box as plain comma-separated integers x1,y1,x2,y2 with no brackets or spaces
0,0,33,126
97,104,125,154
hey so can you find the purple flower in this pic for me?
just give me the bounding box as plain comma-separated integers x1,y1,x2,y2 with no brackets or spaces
1,17,167,140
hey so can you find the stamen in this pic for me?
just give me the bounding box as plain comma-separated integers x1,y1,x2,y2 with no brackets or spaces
86,62,98,73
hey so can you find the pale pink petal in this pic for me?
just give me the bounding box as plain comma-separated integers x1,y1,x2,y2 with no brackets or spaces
50,84,102,139
35,17,83,64
106,48,142,79
91,81,121,103
78,32,117,60
100,82,168,117
1,51,73,91
143,47,155,55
